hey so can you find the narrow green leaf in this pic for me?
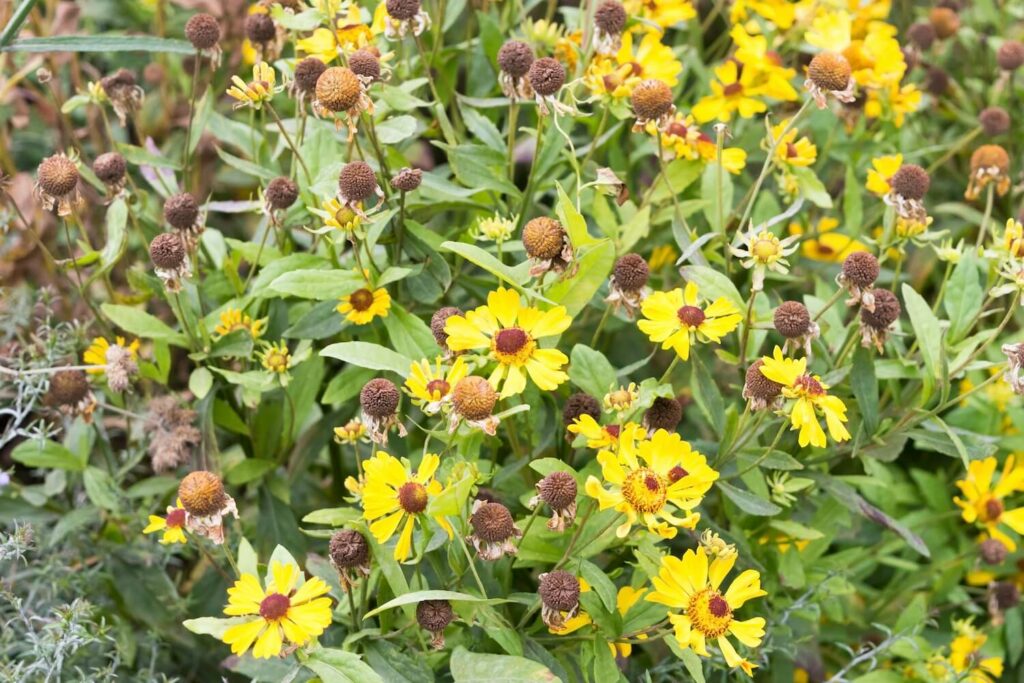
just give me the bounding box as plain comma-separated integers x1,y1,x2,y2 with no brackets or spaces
717,481,782,516
2,35,195,54
569,344,617,398
320,341,413,377
364,590,508,619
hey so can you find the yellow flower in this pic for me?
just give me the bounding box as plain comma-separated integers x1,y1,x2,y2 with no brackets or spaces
259,341,291,374
730,0,796,30
443,287,571,399
296,5,377,62
646,546,767,677
864,81,921,128
568,413,621,449
790,217,869,263
220,561,333,659
649,244,678,270
361,451,453,561
805,10,852,51
338,287,391,325
334,418,369,444
143,499,188,545
471,214,516,242
758,346,851,448
404,356,468,414
729,26,797,102
83,336,140,374
637,282,742,361
844,23,906,88
604,383,639,413
692,60,767,123
585,423,718,539
770,119,817,168
949,620,1004,683
226,61,278,109
623,0,696,29
584,31,681,99
866,153,902,196
214,308,266,339
954,456,1024,551
650,113,747,174
1002,219,1024,259
318,197,363,234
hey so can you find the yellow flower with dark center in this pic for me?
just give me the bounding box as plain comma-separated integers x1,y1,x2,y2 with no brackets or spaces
214,308,266,339
637,282,742,361
584,423,718,539
584,31,681,99
143,499,188,545
83,336,140,374
404,356,469,414
954,456,1024,551
866,153,902,196
338,287,391,325
770,119,816,168
623,0,696,29
646,546,767,677
648,113,747,174
220,561,333,659
758,346,850,448
318,197,363,234
334,418,369,444
789,217,869,263
226,61,278,109
259,341,291,374
361,451,453,561
949,620,1004,683
443,287,572,399
692,60,767,123
568,413,621,449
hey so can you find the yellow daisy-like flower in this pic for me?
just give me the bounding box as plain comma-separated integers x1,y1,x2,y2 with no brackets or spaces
623,0,696,29
584,423,718,539
471,214,516,243
404,356,469,414
604,383,639,413
637,282,742,361
317,197,363,235
361,452,454,561
866,153,902,197
789,217,869,263
226,61,278,110
334,418,369,445
646,546,767,677
758,347,851,448
770,119,817,168
954,456,1024,551
83,336,140,374
584,31,681,99
650,113,747,174
949,619,1004,683
220,561,333,659
143,499,187,545
214,308,266,339
568,414,621,449
259,341,291,374
443,287,572,399
338,287,391,325
692,60,767,123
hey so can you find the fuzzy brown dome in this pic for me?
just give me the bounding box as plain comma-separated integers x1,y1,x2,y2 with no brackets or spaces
294,57,327,94
594,0,627,35
528,57,566,97
980,538,1008,564
329,529,369,568
178,470,227,516
613,253,649,291
998,41,1024,71
842,251,880,287
339,161,378,201
644,396,683,431
773,301,811,338
537,471,577,511
150,232,186,269
37,154,79,196
889,164,930,200
860,289,901,329
522,217,566,259
93,152,126,185
431,306,462,348
562,392,601,426
971,144,1011,173
163,192,199,230
185,13,221,50
48,369,89,406
906,22,936,50
744,360,782,401
390,167,423,192
245,13,276,44
316,66,361,112
386,0,421,20
452,376,497,420
928,7,960,39
266,177,299,210
470,502,516,542
416,600,453,633
807,52,852,91
994,582,1020,610
630,79,673,120
980,106,1011,136
360,378,400,417
924,66,950,95
348,49,381,82
538,570,580,611
497,40,534,78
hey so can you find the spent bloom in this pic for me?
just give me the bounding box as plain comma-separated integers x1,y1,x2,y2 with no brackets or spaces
84,336,140,393
757,347,851,448
467,500,522,561
178,470,238,545
729,227,799,291
35,153,81,217
804,51,856,108
382,0,431,39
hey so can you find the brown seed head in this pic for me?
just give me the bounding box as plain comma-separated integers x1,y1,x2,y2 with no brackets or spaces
907,22,936,50
644,396,683,431
562,392,601,426
245,13,276,44
339,161,378,202
178,470,228,516
539,570,580,611
329,529,369,568
37,154,79,197
995,582,1020,610
595,0,627,35
860,289,901,329
528,57,566,97
971,144,1011,174
980,538,1009,564
386,0,421,21
416,599,453,633
497,40,534,78
452,376,498,420
266,177,299,210
163,192,199,230
773,301,811,339
150,232,186,269
924,66,950,95
842,251,880,287
928,7,960,39
294,57,328,94
889,164,930,201
630,79,674,120
537,471,577,511
360,378,400,417
807,52,852,91
998,41,1024,71
613,253,649,291
390,167,423,192
348,49,381,82
100,69,136,98
744,360,782,401
316,66,362,112
980,106,1011,136
92,152,126,185
184,13,221,50
522,217,566,259
431,306,462,348
48,369,89,406
470,502,516,542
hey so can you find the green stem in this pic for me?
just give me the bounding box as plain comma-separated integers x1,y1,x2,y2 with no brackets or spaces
975,183,995,249
734,422,787,479
516,115,546,231
266,103,312,185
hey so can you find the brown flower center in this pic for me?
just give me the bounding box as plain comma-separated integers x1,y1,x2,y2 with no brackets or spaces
668,466,688,483
398,481,429,514
166,508,187,528
687,588,733,638
426,379,450,397
677,305,706,328
605,424,621,438
786,142,799,158
259,592,291,620
985,497,1004,522
795,374,824,396
666,121,689,138
708,594,730,618
350,288,374,312
622,467,667,514
723,82,743,97
494,327,529,354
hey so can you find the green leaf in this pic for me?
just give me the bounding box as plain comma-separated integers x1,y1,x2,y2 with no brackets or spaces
545,240,615,317
382,303,437,360
578,560,617,615
266,269,363,300
97,199,127,276
569,344,616,398
717,481,782,516
321,341,413,377
528,458,577,478
2,35,195,54
182,616,251,638
851,347,878,436
441,241,531,291
664,639,706,682
215,147,278,181
700,162,734,233
11,439,85,471
115,142,181,170
238,537,259,577
843,164,863,234
364,590,508,619
449,647,560,683
555,183,599,248
649,159,703,205
1007,607,1023,665
303,648,384,683
790,166,833,208
943,252,983,343
691,354,725,435
188,367,214,400
901,284,942,382
376,115,418,144
302,507,361,526
459,105,504,151
225,458,277,485
83,466,120,511
100,303,187,346
679,265,744,311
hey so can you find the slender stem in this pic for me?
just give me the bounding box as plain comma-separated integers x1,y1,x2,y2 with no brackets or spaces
951,290,1019,376
364,116,392,198
658,355,679,384
413,32,456,145
456,532,487,597
516,115,546,231
813,288,845,323
975,183,995,248
506,101,519,177
266,103,312,185
589,306,612,348
734,422,787,478
182,52,201,181
738,288,758,365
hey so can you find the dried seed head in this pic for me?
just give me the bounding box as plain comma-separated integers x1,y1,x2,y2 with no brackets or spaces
861,289,901,329
998,41,1024,71
452,376,498,420
178,470,228,517
562,392,601,426
773,301,811,339
163,192,200,230
431,306,462,348
924,66,950,95
48,369,89,406
360,378,400,417
644,396,683,431
390,167,423,192
37,154,79,197
185,13,221,50
245,13,276,44
329,529,369,568
99,69,136,97
316,66,362,112
907,22,936,50
150,232,186,269
294,57,327,94
980,106,1011,136
613,253,649,291
807,52,852,91
470,502,516,542
93,152,126,185
980,538,1009,564
416,600,453,633
744,360,782,401
528,57,566,97
266,177,299,210
630,79,674,121
538,570,580,611
842,251,880,287
971,144,1011,174
928,7,960,39
889,164,930,201
522,217,566,259
995,582,1020,610
144,62,165,85
594,0,627,35
497,40,534,78
537,471,577,511
386,0,421,21
348,49,381,82
338,161,378,201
